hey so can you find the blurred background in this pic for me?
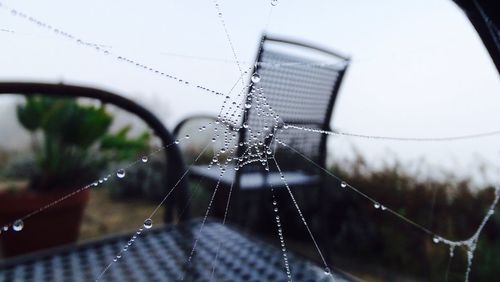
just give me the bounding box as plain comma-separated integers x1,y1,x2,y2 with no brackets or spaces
0,0,499,281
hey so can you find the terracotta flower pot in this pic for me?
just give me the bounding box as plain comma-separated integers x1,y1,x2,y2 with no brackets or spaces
0,188,90,257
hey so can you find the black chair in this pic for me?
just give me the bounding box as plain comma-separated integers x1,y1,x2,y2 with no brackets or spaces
174,35,350,221
0,82,353,281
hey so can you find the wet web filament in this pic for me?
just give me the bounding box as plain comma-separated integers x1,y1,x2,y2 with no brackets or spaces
0,137,189,233
0,2,227,97
96,141,211,281
272,156,333,280
276,138,500,281
1,1,500,281
287,124,500,142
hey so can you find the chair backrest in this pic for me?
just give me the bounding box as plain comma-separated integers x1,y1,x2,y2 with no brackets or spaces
237,35,349,176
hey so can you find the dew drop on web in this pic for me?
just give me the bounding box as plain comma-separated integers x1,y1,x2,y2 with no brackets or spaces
324,267,331,275
143,218,153,229
116,169,126,178
251,73,261,83
13,220,24,232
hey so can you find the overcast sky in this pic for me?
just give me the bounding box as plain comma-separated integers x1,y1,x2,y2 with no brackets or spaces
0,0,499,185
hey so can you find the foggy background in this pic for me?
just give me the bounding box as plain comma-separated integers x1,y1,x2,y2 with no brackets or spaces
1,0,499,186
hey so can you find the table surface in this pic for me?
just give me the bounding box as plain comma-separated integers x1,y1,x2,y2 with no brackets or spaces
0,219,351,282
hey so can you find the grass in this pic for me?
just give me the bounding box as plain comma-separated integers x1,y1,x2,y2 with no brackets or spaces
79,189,164,241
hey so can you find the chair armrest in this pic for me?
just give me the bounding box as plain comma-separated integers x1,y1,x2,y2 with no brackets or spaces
173,115,239,137
173,115,217,137
0,82,190,223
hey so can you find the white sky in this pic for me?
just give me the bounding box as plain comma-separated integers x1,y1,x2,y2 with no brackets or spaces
0,0,499,185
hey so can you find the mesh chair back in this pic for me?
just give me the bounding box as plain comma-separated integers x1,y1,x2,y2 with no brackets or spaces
239,35,349,175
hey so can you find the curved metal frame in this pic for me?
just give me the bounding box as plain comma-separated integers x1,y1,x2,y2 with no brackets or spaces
453,0,500,73
264,35,350,61
173,115,217,137
0,82,190,222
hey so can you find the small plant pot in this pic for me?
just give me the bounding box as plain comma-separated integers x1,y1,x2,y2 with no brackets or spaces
0,188,90,257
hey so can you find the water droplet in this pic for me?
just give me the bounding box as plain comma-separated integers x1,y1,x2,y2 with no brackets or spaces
340,181,347,188
143,218,153,229
271,0,279,6
116,169,126,178
245,103,252,109
266,149,272,155
174,139,180,144
432,236,440,244
185,134,190,139
251,73,261,83
380,205,387,211
373,203,380,209
324,267,331,275
13,220,23,232
141,156,148,163
274,208,278,212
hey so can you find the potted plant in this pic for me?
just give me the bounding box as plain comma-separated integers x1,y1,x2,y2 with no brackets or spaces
0,95,150,257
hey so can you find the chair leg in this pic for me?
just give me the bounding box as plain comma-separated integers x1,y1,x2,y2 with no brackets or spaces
319,182,332,267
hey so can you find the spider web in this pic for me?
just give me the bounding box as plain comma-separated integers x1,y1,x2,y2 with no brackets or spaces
0,1,499,282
